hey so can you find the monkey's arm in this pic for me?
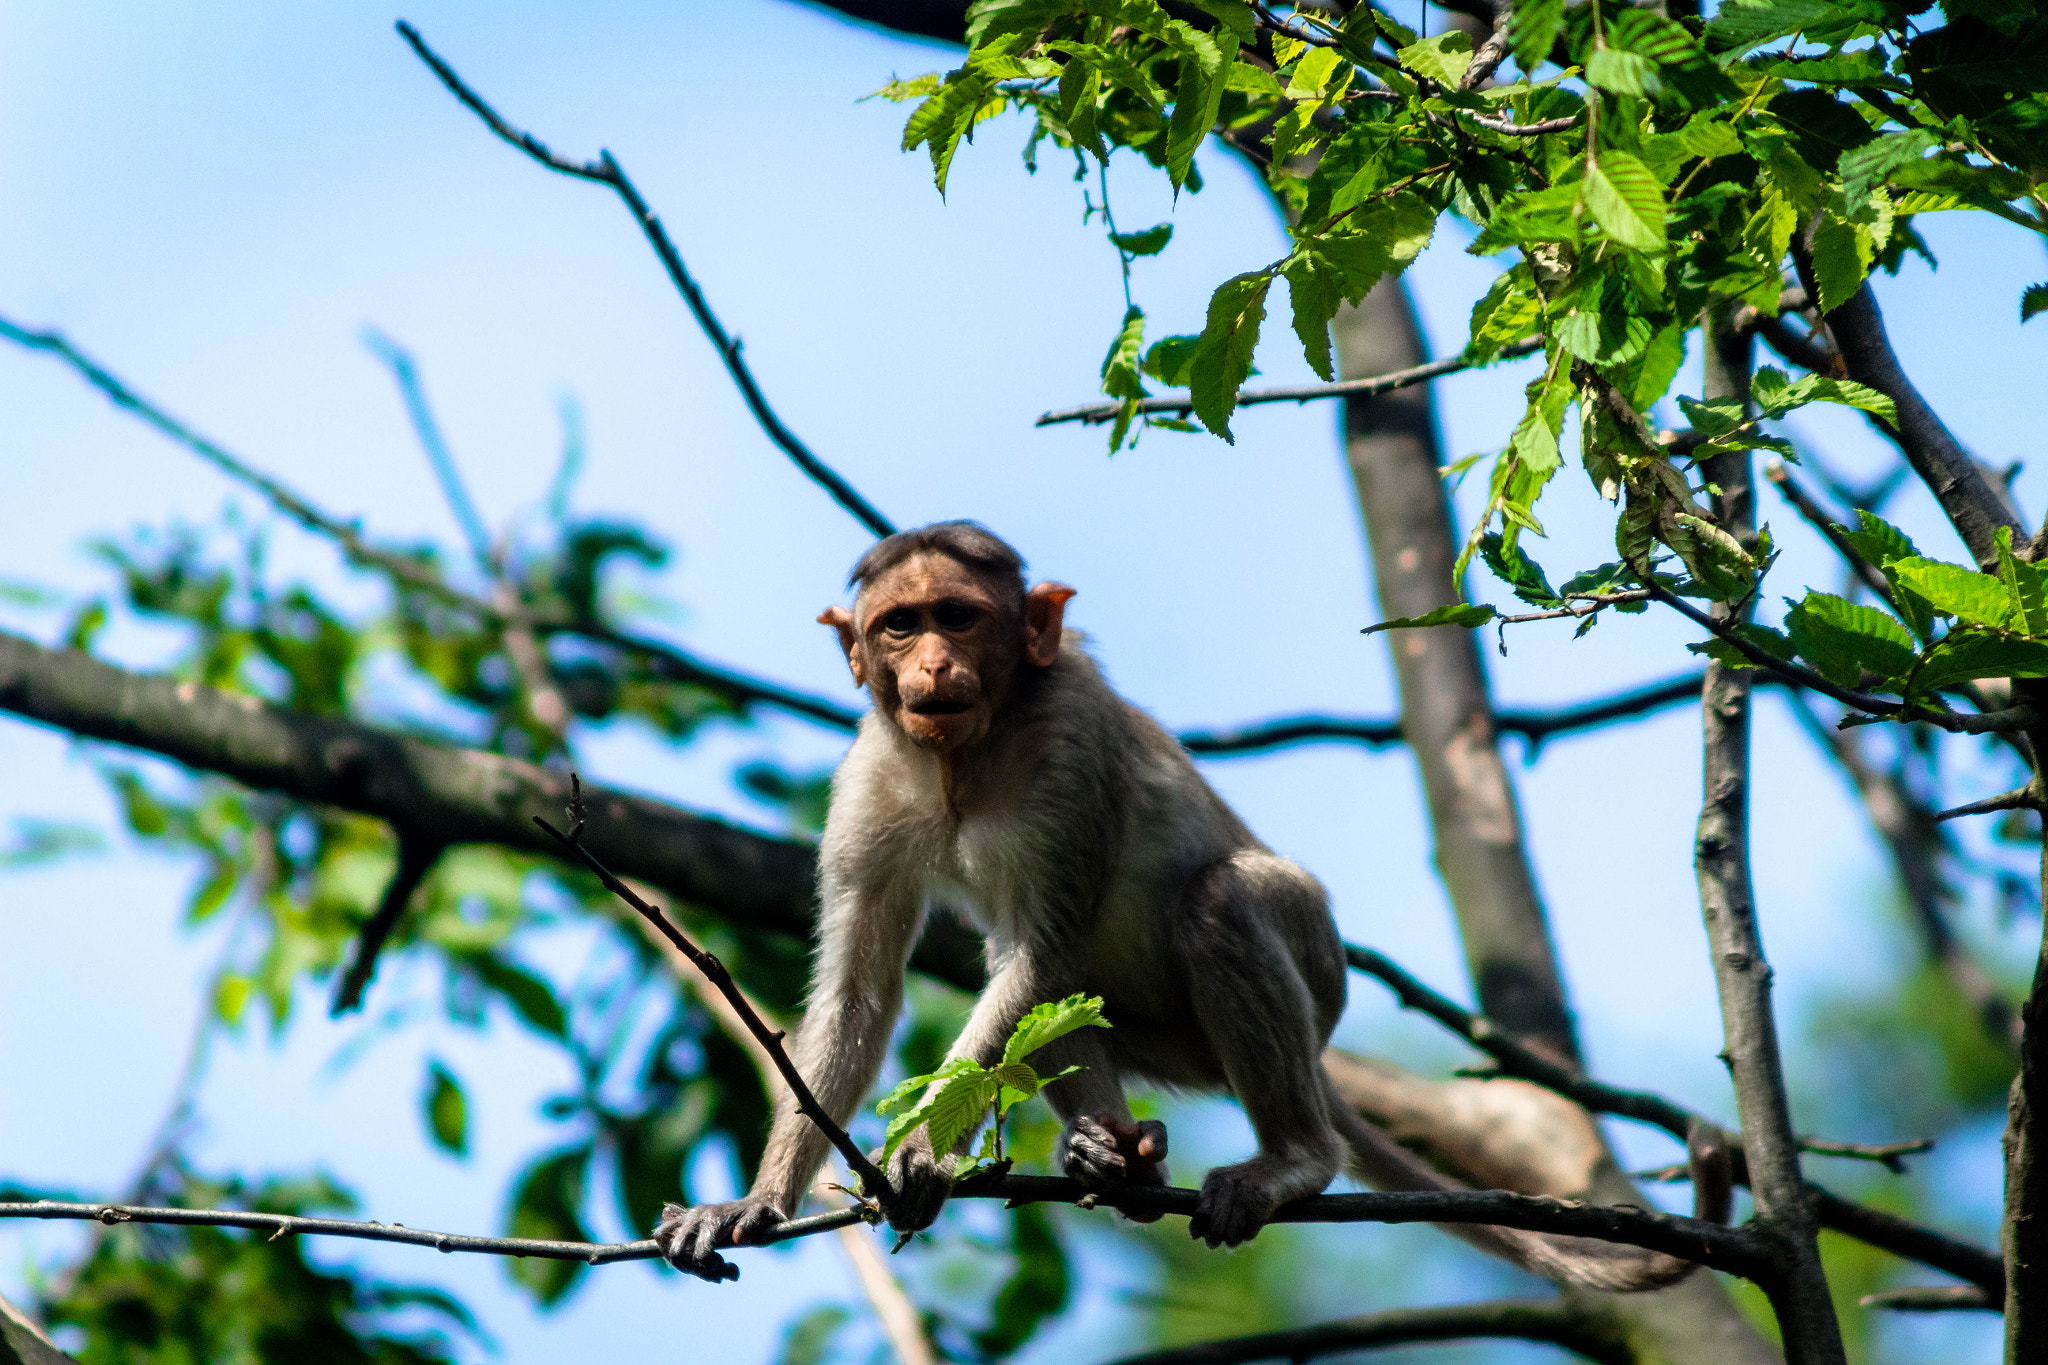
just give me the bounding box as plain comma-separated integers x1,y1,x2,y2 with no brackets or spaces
654,872,922,1279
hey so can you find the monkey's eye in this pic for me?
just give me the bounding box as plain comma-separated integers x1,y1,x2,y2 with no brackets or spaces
880,607,920,635
933,602,979,631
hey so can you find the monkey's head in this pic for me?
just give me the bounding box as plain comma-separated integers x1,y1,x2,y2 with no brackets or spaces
819,522,1074,753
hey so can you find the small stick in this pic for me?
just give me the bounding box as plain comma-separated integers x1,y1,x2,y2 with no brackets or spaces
532,775,896,1207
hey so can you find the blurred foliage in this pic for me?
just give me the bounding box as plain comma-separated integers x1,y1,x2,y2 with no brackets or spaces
32,1164,485,1365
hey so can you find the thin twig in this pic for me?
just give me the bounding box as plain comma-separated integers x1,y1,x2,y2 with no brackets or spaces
1,1175,1772,1280
1035,340,1542,427
531,775,896,1206
1796,1137,1933,1174
1462,111,1581,136
1934,786,2044,823
1345,944,2007,1302
330,832,446,1016
0,310,862,730
394,22,896,539
1764,461,1901,612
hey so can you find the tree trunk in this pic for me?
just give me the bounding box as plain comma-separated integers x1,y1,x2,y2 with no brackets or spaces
1332,281,1779,1364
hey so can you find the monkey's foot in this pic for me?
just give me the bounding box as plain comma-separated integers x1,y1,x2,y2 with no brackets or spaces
653,1197,784,1283
1061,1116,1169,1223
883,1142,954,1233
1188,1162,1292,1249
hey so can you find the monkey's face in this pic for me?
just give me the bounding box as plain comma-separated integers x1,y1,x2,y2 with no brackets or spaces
818,552,1073,754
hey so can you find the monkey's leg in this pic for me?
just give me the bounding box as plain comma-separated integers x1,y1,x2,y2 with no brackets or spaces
1174,853,1345,1248
1031,1029,1169,1219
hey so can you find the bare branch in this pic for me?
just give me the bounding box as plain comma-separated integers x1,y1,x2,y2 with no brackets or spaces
532,776,897,1207
1461,110,1581,136
330,833,445,1016
2,1174,1772,1280
1796,1137,1933,1173
0,626,985,990
1346,944,2006,1302
1935,786,2044,823
394,22,897,539
1764,461,1902,612
0,311,863,732
1099,1298,1631,1365
1034,340,1541,428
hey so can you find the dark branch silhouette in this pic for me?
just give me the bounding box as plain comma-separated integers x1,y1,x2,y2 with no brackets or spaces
1036,340,1542,428
395,22,897,539
1100,1298,1631,1365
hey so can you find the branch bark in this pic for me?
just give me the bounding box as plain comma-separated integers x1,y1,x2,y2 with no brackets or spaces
1693,308,1845,1364
0,626,985,989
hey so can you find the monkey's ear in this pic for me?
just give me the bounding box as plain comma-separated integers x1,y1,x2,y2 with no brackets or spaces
1022,582,1076,667
817,606,866,687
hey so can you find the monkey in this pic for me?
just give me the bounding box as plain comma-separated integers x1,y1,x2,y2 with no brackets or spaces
654,521,1724,1287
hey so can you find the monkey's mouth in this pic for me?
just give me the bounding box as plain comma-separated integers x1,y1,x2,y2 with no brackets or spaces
907,698,974,717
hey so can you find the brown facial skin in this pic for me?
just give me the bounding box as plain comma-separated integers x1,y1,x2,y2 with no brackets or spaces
818,552,1074,754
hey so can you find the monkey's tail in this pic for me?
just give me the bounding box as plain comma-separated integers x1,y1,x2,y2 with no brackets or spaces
1326,1090,1732,1293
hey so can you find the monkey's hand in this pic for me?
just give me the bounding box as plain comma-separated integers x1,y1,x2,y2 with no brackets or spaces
882,1135,955,1234
1060,1115,1170,1223
653,1196,784,1283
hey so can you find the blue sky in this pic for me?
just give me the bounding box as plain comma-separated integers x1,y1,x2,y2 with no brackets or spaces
2,4,2041,1361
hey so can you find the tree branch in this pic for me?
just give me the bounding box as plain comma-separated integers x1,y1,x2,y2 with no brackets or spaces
532,776,896,1207
1034,340,1541,428
1346,945,2006,1303
0,626,985,989
0,311,866,733
0,1176,1774,1281
1098,1298,1632,1365
393,22,897,539
1796,255,2023,571
329,832,446,1016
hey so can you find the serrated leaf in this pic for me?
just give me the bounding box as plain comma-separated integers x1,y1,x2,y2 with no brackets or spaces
923,1071,999,1157
1808,212,1869,314
1163,21,1230,189
1582,151,1668,251
993,1061,1042,1097
1397,30,1473,86
1506,0,1564,71
1838,130,1939,213
1889,558,2013,627
1283,254,1341,382
1674,512,1759,595
1004,994,1112,1065
1784,591,1917,688
2024,283,2048,323
1363,603,1497,633
1188,271,1273,442
1839,508,1919,571
1749,367,1898,424
1100,307,1148,401
876,1055,981,1116
1914,629,2048,691
1995,526,2048,637
1588,48,1662,97
1468,267,1542,361
1286,45,1345,99
1677,115,1743,160
1688,622,1796,669
1704,0,1829,55
425,1059,469,1157
1111,224,1173,256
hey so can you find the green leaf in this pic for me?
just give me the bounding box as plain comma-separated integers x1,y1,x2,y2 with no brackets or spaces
1840,508,1920,572
993,1060,1043,1097
1480,533,1561,607
1749,367,1898,424
1838,130,1940,212
924,1070,999,1157
1784,591,1917,688
877,1055,981,1116
424,1059,468,1157
1397,30,1473,86
1143,334,1202,386
1808,212,1869,314
2023,283,2048,323
1163,21,1230,189
1704,0,1828,55
1588,48,1662,97
1363,603,1497,633
1889,557,2013,627
902,75,1000,196
1100,307,1149,401
1188,271,1273,442
1285,45,1345,99
1677,116,1743,160
779,1306,854,1365
1283,254,1341,382
466,953,567,1039
1004,993,1112,1064
1506,0,1565,72
1673,512,1759,598
1582,151,1668,251
1995,526,2048,637
1915,629,2048,691
1111,223,1174,256
1468,267,1542,361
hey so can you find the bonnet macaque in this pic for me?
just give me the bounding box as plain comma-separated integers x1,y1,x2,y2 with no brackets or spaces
656,522,1713,1288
